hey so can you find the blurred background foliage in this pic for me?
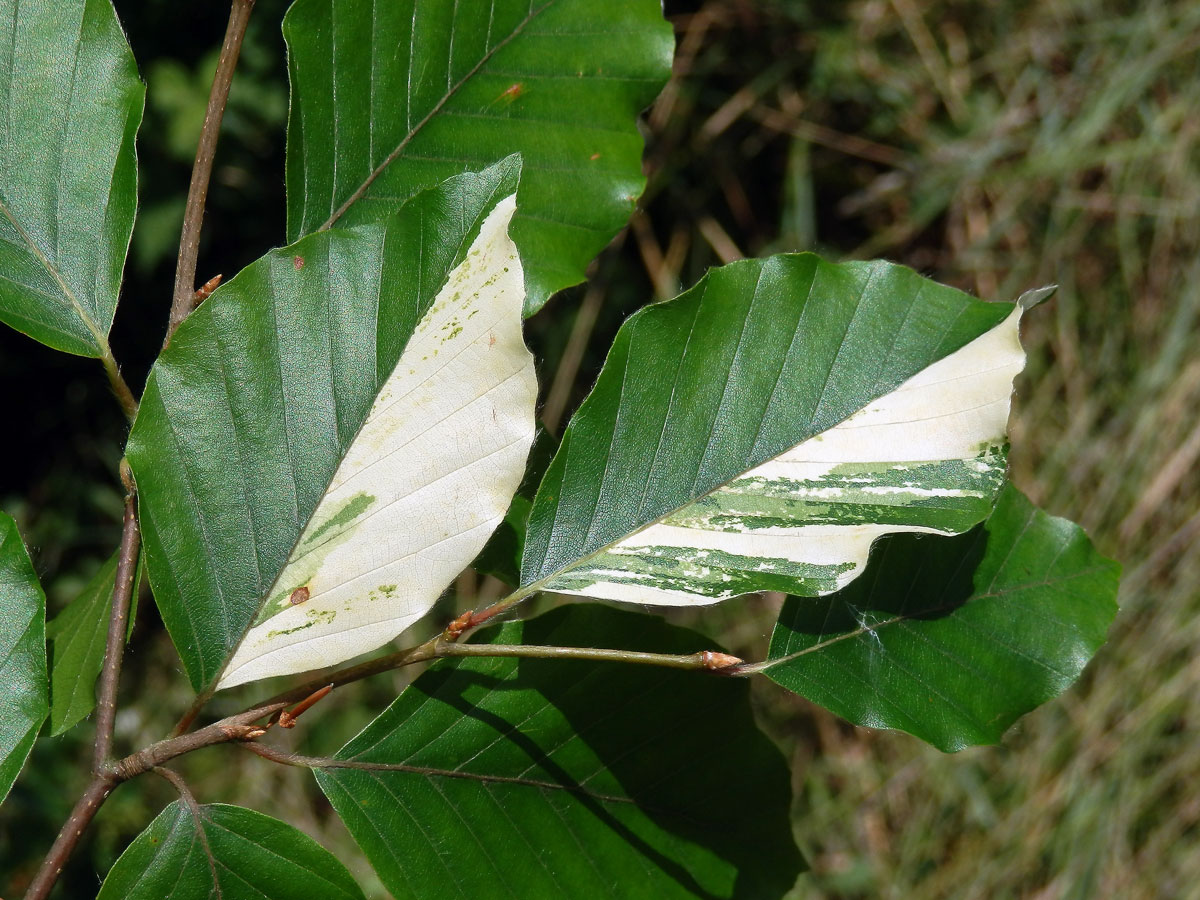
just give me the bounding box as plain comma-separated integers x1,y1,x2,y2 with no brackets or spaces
3,0,1198,897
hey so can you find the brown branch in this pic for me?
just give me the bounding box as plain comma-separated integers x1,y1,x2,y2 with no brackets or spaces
165,0,256,345
92,461,141,774
24,704,283,900
22,775,118,900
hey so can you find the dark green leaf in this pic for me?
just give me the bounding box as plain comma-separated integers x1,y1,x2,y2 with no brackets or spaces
0,512,48,806
46,551,142,734
0,0,144,356
97,801,365,900
128,160,537,691
522,255,1019,605
317,605,803,900
283,0,673,315
764,484,1120,751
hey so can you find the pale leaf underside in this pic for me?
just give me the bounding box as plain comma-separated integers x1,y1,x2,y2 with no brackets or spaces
219,196,536,688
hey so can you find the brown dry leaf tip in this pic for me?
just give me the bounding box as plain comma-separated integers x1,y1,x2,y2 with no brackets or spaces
278,684,334,729
288,586,310,606
293,255,305,270
701,651,743,671
445,610,474,641
191,274,223,306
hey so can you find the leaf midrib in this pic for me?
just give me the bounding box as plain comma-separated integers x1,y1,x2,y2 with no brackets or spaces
317,0,554,233
0,190,109,352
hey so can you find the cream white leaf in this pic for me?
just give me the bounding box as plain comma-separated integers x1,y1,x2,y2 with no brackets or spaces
218,196,536,688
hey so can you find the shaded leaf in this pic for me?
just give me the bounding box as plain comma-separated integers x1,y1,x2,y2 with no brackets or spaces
127,160,536,691
0,0,144,355
46,552,142,734
0,512,48,806
764,484,1120,751
97,801,365,900
523,255,1022,607
317,604,803,900
283,0,673,315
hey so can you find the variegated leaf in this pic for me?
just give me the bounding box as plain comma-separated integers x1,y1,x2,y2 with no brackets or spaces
522,256,1043,607
128,160,537,691
219,195,535,688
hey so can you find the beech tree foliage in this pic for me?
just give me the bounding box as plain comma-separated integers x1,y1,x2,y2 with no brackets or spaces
0,1,1119,898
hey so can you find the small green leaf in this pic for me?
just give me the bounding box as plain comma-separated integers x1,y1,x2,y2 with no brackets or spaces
0,0,145,356
523,255,1021,607
97,801,365,900
764,484,1120,751
47,551,143,735
0,512,48,806
128,160,538,691
317,605,804,900
283,0,673,315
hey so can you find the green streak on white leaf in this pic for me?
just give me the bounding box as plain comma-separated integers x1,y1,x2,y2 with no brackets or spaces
218,194,537,689
542,305,1026,606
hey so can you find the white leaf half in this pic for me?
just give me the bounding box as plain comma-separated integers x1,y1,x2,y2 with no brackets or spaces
540,304,1026,605
218,196,536,689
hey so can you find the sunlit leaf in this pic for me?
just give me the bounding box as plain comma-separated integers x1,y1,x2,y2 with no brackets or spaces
0,0,144,356
523,255,1030,607
763,484,1120,751
284,0,673,315
128,159,537,691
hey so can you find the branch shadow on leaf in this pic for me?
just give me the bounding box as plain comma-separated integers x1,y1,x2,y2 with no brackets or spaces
410,604,805,899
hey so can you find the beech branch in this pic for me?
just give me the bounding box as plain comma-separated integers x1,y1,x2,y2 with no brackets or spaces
92,460,141,774
165,0,256,345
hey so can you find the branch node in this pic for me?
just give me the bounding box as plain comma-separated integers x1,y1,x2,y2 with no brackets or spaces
278,683,333,728
701,651,743,671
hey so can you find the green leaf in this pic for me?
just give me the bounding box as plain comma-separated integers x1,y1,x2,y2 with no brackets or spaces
283,0,673,316
522,254,1023,607
316,605,803,900
764,485,1120,751
0,0,144,356
97,801,366,900
46,551,142,734
0,512,48,806
127,160,538,691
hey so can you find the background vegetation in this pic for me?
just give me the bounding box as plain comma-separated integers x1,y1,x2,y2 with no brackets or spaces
3,0,1196,896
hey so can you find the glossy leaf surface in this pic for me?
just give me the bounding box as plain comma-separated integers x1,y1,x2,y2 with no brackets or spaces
127,160,536,691
284,0,673,315
0,512,47,806
317,605,803,900
97,801,365,900
0,0,143,355
523,255,1021,606
765,485,1120,751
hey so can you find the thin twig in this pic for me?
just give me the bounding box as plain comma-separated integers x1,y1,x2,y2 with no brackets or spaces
25,706,282,900
436,641,743,671
99,353,139,423
23,775,118,900
165,0,256,345
92,461,141,775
